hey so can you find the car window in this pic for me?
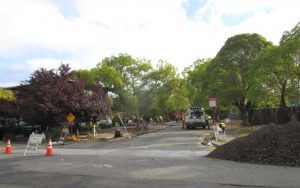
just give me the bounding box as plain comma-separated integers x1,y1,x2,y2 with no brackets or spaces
190,111,203,118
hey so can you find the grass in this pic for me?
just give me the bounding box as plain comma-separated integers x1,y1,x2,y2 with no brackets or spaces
204,120,261,147
214,137,227,142
234,126,260,137
207,132,229,142
208,146,217,151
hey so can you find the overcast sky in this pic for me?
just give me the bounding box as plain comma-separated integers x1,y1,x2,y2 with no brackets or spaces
0,0,299,87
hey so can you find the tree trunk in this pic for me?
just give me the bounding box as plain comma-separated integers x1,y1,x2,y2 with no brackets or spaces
234,98,251,126
280,82,287,108
240,109,249,126
136,114,140,129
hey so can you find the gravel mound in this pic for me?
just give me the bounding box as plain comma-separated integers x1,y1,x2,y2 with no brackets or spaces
207,120,300,167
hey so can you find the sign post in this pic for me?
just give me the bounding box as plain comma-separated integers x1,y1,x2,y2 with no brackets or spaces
66,113,76,135
209,97,217,108
209,97,217,123
118,113,130,138
93,124,96,139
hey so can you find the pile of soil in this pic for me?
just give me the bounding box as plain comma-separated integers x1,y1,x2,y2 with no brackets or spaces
207,120,300,167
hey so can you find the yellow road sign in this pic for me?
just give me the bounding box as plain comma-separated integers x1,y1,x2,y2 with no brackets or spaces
66,113,76,123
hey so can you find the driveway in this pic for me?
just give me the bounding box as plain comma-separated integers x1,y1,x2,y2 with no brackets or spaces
0,123,300,188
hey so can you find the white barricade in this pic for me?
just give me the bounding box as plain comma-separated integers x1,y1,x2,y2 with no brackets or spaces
24,132,46,156
213,124,223,141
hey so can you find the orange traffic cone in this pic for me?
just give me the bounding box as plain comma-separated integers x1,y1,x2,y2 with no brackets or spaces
4,139,12,154
45,139,53,156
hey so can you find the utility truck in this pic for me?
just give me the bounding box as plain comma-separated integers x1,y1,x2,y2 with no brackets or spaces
185,107,207,129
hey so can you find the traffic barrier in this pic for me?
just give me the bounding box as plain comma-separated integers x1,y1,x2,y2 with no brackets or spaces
45,139,53,156
4,139,12,154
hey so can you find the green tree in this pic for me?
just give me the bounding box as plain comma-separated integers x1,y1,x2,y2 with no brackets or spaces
208,33,272,125
280,21,300,48
0,89,19,119
147,61,188,116
251,21,300,108
183,59,211,107
89,54,152,119
0,89,15,101
251,46,296,107
99,53,151,93
72,69,95,85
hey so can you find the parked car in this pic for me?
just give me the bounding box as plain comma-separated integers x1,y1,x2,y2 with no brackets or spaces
99,117,112,125
185,107,207,129
99,117,113,129
17,121,41,137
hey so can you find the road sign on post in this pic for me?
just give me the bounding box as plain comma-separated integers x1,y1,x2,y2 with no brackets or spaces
67,113,76,135
209,97,217,123
209,97,217,107
66,113,76,123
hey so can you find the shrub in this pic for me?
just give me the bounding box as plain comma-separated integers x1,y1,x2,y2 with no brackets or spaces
45,127,62,141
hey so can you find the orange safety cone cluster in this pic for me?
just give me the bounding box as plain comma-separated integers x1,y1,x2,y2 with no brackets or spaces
4,139,12,154
2,138,55,156
45,139,54,156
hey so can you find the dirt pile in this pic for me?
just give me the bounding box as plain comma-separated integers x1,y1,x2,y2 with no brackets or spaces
207,120,300,167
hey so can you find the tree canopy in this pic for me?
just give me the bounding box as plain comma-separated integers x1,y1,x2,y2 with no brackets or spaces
4,20,300,127
16,64,110,129
204,33,272,125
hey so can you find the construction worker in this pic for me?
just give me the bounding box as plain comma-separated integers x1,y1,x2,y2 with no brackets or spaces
219,122,226,133
181,111,186,129
175,114,178,122
205,113,210,130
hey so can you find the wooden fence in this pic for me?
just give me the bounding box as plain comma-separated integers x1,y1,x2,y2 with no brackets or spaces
249,107,293,125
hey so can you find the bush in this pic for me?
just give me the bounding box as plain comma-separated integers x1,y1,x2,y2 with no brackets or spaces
112,115,121,126
96,124,102,132
79,123,102,134
99,123,111,129
78,122,89,134
45,127,62,141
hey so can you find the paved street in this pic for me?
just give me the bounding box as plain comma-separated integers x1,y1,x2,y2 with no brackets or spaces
1,123,300,188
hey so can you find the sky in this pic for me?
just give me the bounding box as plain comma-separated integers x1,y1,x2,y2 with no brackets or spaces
0,0,300,87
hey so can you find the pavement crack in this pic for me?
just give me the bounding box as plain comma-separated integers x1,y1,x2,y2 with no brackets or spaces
218,183,277,188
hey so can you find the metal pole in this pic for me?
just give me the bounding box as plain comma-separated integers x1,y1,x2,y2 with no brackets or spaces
93,124,96,139
118,113,130,138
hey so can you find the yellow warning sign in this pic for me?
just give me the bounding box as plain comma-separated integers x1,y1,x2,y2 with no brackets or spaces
66,113,75,123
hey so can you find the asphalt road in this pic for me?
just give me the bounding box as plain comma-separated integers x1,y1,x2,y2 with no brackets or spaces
0,123,300,188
